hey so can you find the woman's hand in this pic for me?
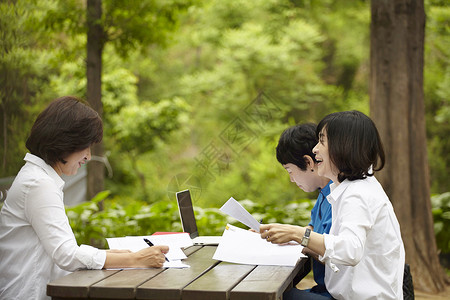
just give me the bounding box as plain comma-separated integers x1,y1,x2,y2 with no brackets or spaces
104,245,169,269
133,245,169,268
259,223,303,244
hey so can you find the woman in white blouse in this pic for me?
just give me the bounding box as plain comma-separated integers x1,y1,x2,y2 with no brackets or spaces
259,111,405,300
0,96,169,300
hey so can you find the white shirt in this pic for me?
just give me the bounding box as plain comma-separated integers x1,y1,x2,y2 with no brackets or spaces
0,153,106,300
320,176,405,300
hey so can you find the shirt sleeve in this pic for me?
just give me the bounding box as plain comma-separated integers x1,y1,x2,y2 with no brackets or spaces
320,193,373,267
25,177,106,271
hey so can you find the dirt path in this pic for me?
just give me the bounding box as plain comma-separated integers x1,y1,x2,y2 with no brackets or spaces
296,277,450,299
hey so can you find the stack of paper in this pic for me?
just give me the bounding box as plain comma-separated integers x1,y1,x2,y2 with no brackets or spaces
106,233,192,268
212,224,306,267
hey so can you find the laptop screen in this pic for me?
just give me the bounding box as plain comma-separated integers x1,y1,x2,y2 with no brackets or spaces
176,190,199,239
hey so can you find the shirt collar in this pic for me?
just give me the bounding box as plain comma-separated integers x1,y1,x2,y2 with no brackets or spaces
320,180,332,195
327,179,351,204
24,153,65,190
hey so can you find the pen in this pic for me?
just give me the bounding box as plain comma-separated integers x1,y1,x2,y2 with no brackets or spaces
143,238,169,262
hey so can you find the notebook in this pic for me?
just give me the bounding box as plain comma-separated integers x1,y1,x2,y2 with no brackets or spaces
176,189,222,245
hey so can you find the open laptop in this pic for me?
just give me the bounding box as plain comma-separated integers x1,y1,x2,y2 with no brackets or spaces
176,189,222,245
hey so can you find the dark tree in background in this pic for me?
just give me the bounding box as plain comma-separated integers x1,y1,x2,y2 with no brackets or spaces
86,0,105,200
370,0,447,292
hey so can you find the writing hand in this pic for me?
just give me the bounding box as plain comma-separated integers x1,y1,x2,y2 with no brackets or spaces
135,245,169,268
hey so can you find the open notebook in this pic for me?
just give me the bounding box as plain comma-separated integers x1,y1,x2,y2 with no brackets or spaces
176,189,221,245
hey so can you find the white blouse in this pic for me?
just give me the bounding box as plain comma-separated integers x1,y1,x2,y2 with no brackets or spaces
320,176,405,300
0,153,106,300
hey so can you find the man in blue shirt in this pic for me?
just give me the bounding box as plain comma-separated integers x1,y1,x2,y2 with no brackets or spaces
276,123,332,298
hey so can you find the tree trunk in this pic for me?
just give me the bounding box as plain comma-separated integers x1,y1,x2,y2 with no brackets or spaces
86,0,105,201
370,0,447,293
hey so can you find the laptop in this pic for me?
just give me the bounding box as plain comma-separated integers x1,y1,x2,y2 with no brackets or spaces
176,189,222,245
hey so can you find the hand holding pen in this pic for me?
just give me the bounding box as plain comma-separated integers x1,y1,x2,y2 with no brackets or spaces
144,238,170,262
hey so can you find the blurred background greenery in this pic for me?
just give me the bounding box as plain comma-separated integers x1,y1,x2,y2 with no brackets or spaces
1,0,449,264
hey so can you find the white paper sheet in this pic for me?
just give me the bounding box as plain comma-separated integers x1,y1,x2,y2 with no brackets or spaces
106,259,190,270
213,224,306,267
163,260,190,268
219,197,261,232
147,233,194,249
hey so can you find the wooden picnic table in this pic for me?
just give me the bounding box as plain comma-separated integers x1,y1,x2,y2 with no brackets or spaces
47,245,306,300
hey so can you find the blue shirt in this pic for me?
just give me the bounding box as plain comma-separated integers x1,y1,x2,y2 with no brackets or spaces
308,181,332,290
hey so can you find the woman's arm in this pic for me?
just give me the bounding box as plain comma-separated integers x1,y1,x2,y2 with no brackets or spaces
26,178,169,270
301,225,325,263
259,223,326,256
104,245,169,269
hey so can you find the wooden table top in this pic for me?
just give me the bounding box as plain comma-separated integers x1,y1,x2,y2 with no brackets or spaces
47,245,306,300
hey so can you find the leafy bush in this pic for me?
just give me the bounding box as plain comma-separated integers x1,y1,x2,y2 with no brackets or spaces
431,192,450,254
68,190,450,263
67,192,314,249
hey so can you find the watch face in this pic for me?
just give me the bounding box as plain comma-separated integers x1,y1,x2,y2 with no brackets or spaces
301,228,311,246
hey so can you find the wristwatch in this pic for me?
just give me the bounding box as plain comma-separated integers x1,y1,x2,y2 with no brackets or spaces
301,228,311,247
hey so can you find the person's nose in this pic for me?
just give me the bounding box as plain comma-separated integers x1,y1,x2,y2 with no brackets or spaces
312,143,319,155
85,148,92,161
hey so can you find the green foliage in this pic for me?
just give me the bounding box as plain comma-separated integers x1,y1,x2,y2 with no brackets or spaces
0,0,58,176
177,0,344,123
432,192,450,254
44,0,194,58
67,192,313,249
67,191,181,249
110,97,189,154
424,2,450,193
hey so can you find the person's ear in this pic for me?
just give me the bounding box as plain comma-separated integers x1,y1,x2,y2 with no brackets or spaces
303,155,315,172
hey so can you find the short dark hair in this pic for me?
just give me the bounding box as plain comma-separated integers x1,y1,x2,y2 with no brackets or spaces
26,96,103,166
276,123,318,170
316,110,385,182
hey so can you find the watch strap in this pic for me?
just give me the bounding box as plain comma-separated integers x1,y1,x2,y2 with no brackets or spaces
301,228,311,247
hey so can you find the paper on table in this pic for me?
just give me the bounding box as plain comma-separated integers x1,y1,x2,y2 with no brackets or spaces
147,233,193,249
163,260,190,268
105,260,190,270
212,224,306,267
106,236,187,260
220,197,261,232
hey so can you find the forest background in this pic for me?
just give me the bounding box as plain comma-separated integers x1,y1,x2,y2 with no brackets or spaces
1,0,449,283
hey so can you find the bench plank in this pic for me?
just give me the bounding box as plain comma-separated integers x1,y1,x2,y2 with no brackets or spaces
136,246,219,299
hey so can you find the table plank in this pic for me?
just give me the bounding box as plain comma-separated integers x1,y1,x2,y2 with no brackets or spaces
182,261,256,300
90,269,166,299
47,269,119,299
230,258,307,300
182,245,202,256
88,245,204,299
136,246,219,299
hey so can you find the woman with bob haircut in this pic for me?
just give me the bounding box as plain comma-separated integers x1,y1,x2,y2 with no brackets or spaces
0,96,169,300
259,111,405,300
